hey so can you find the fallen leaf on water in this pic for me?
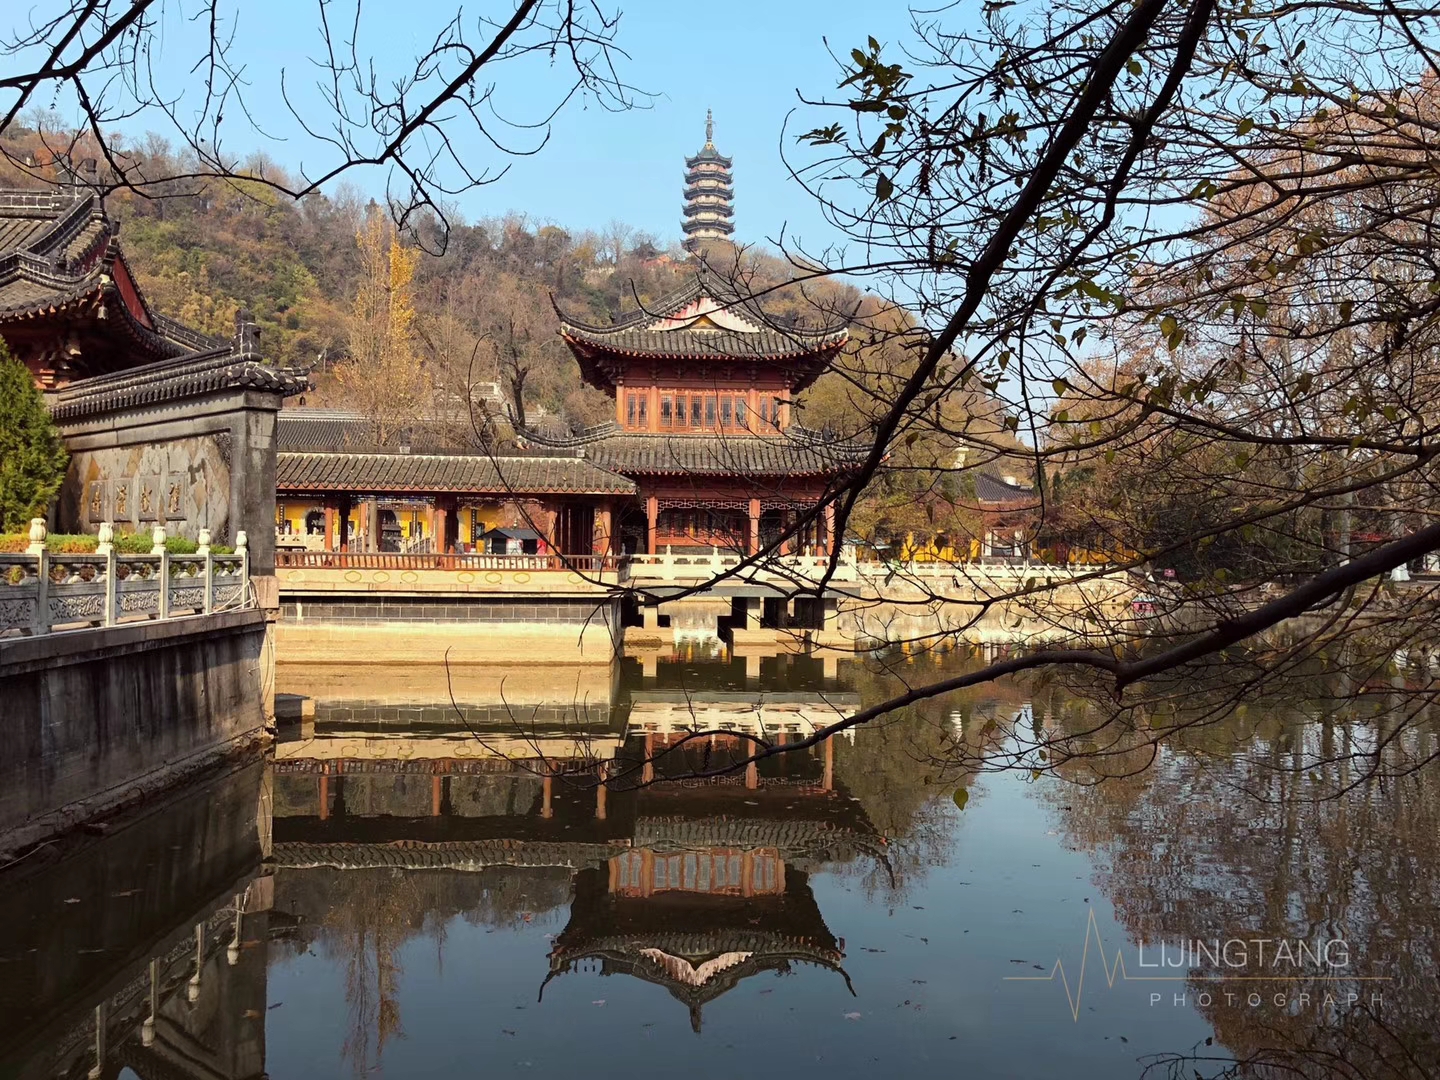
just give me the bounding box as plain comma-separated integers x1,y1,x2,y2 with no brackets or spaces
592,1000,606,1006
268,1002,283,1010
502,1030,517,1036
844,1012,862,1021
63,898,81,904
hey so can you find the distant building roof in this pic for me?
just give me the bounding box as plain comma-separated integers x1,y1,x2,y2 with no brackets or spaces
480,526,542,541
974,472,1034,504
276,450,636,496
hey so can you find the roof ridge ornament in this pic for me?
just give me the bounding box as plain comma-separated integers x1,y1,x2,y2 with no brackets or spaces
705,108,714,148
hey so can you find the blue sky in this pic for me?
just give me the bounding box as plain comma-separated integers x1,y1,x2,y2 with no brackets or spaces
12,0,930,251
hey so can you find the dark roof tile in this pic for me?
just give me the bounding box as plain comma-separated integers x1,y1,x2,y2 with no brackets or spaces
276,451,636,496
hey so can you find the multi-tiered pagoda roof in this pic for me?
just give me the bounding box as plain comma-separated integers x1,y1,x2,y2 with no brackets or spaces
681,111,735,252
544,270,866,480
554,270,848,388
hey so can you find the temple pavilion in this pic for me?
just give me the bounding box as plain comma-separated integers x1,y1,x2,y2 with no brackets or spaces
536,266,865,557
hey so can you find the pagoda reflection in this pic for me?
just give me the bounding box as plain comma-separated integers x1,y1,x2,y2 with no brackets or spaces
270,654,879,1036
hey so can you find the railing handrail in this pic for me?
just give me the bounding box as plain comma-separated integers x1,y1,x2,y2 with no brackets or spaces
2,520,253,636
274,550,619,573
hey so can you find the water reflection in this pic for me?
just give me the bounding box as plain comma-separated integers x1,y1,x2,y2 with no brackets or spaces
0,762,269,1080
3,645,1437,1079
271,653,876,1052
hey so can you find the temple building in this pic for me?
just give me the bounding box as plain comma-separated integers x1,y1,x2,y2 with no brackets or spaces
540,269,866,556
1,185,301,564
0,187,220,386
681,111,734,252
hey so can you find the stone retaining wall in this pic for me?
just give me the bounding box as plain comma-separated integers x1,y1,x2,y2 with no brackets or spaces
0,609,271,853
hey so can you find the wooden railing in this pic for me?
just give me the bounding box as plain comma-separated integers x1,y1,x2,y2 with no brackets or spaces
1,520,252,636
274,550,620,573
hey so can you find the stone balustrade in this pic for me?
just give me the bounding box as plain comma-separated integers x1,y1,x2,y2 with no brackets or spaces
620,549,861,586
0,519,252,636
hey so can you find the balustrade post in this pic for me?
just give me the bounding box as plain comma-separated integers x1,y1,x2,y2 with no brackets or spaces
237,531,250,607
158,549,171,619
103,548,117,627
32,549,50,635
152,525,170,619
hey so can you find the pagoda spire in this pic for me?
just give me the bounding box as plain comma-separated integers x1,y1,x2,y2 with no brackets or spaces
683,110,734,252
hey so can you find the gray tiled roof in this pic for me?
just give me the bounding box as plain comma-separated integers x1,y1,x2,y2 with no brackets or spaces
277,409,492,454
526,423,869,477
0,188,222,357
561,325,843,360
47,346,303,420
555,269,848,341
974,472,1034,504
276,451,636,496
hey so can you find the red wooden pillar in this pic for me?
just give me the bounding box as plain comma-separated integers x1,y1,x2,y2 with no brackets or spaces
431,774,443,816
338,495,353,552
642,731,655,784
748,498,761,556
597,505,614,558
646,494,658,555
323,499,337,552
823,736,834,792
595,764,609,820
745,758,758,790
824,501,836,557
780,509,793,556
541,771,553,819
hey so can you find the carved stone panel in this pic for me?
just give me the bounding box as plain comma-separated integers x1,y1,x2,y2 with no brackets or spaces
138,475,160,521
112,478,133,525
165,472,186,522
86,480,108,523
60,435,231,540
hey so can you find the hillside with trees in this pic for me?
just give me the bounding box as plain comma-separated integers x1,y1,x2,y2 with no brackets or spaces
0,126,1028,551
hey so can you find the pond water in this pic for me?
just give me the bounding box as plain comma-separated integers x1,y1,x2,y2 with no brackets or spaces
1,645,1435,1079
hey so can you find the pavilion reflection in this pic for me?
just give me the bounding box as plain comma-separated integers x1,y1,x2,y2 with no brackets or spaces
269,653,879,1037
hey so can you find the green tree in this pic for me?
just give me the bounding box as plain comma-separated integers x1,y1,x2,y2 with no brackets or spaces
0,344,68,531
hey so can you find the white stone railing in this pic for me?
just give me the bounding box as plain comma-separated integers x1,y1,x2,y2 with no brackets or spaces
1,520,252,636
621,549,861,585
854,559,1128,585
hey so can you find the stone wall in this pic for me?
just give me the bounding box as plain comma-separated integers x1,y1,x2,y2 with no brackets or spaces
55,390,282,573
275,593,623,664
279,595,619,624
0,609,271,853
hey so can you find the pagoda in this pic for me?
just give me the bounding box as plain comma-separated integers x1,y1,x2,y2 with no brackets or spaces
681,111,734,252
544,269,865,556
